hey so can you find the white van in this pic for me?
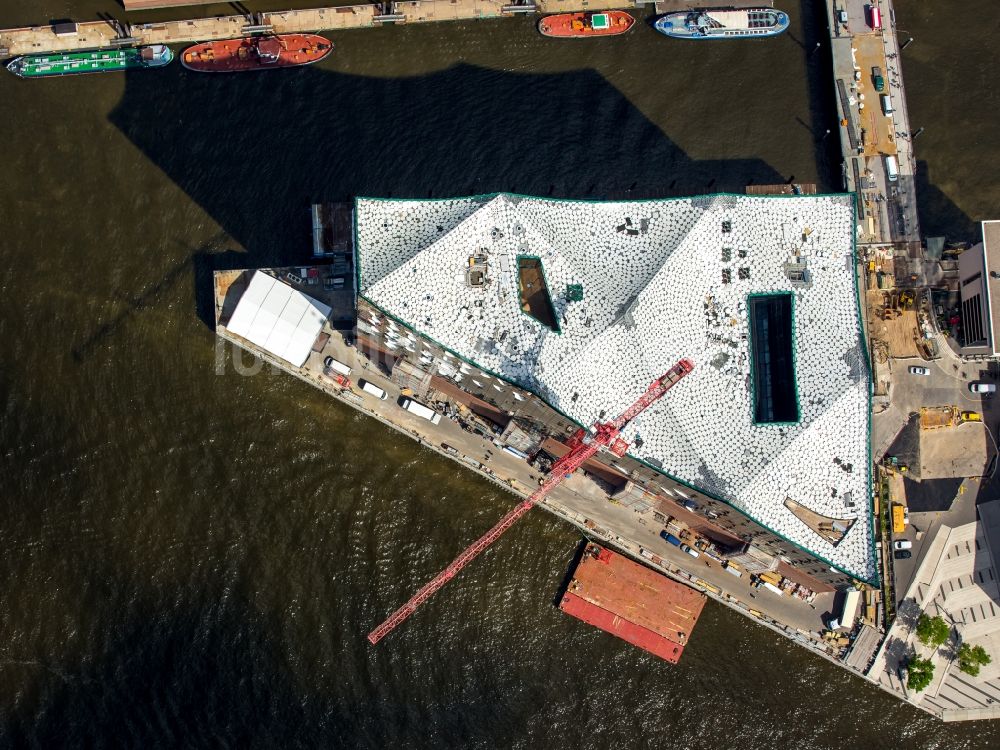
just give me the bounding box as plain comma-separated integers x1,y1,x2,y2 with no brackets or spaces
323,355,351,377
358,379,387,400
401,398,442,425
884,154,899,182
880,93,894,115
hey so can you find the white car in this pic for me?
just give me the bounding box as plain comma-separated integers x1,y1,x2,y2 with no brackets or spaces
970,382,997,393
908,366,930,376
893,540,913,551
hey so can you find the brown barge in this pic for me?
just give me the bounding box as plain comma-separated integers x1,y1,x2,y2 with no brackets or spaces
181,34,332,73
559,543,706,664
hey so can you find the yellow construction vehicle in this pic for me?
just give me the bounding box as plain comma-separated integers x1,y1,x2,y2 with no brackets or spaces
891,503,906,534
960,411,983,423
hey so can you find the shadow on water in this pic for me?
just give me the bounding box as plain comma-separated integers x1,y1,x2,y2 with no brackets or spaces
0,594,345,747
551,537,589,607
915,159,980,242
795,0,842,191
108,62,788,329
71,232,229,362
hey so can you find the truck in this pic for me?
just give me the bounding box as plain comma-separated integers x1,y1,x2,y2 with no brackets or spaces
838,588,862,631
400,398,442,425
660,530,682,547
867,3,882,30
891,503,906,534
871,66,885,92
884,154,899,182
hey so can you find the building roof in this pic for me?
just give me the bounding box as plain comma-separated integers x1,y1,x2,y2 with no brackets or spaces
982,220,1000,355
870,503,1000,718
356,193,873,581
226,271,331,367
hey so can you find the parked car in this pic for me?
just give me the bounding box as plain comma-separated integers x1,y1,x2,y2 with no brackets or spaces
908,366,930,376
893,540,913,551
970,382,997,393
871,66,885,92
679,544,700,558
894,549,912,560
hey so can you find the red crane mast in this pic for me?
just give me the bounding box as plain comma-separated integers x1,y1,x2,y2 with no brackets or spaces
367,358,694,645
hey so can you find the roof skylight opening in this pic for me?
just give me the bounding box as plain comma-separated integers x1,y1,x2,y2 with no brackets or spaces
749,293,799,424
517,256,559,332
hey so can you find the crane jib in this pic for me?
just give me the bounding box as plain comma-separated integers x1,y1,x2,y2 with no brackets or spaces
366,358,694,645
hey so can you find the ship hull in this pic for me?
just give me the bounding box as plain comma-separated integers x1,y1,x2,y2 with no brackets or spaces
538,11,635,38
6,45,173,78
654,8,790,39
181,34,332,73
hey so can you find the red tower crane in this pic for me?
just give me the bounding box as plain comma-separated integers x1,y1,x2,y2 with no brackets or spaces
367,358,695,645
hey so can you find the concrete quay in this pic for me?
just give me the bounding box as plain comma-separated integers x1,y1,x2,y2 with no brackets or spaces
825,0,922,253
0,1,633,57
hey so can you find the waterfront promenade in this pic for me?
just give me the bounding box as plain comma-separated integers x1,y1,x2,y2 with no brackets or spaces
825,0,921,251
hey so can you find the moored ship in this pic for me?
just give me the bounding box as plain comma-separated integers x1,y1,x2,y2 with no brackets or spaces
6,45,173,78
181,34,332,73
538,11,635,38
654,7,790,39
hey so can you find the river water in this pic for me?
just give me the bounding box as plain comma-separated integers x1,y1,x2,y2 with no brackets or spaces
1,1,997,746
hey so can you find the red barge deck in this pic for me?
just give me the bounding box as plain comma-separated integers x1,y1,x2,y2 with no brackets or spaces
181,33,332,73
559,543,706,664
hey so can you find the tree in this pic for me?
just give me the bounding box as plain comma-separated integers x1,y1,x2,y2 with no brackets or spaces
957,643,992,677
916,614,950,648
907,655,935,692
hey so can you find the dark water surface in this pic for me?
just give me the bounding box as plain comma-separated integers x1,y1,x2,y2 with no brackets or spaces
1,1,997,746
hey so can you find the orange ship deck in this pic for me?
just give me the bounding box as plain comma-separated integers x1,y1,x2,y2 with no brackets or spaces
559,543,706,664
182,34,332,73
538,12,635,38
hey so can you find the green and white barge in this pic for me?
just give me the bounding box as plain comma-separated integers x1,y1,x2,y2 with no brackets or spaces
6,45,173,78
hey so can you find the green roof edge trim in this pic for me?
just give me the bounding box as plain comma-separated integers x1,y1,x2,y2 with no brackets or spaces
354,191,878,585
850,190,879,588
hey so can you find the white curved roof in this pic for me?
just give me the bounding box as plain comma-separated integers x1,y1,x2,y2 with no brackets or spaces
356,194,874,581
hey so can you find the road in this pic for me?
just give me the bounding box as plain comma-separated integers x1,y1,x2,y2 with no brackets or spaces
871,331,999,604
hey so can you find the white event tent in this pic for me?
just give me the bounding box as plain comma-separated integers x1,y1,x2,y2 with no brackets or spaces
226,272,331,367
